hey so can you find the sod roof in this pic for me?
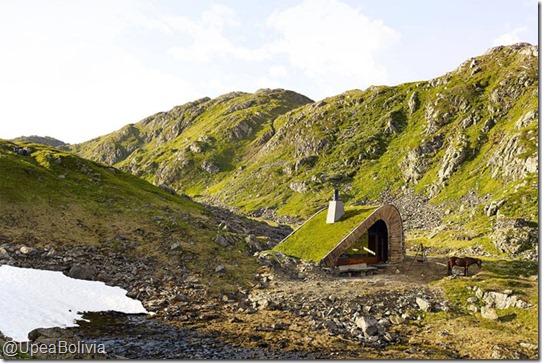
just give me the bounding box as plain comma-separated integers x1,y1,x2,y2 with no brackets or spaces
273,205,379,262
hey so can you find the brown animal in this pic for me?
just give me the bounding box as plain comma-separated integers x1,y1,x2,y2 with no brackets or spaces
447,256,482,276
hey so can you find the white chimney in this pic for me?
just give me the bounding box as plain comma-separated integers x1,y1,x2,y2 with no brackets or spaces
326,189,344,223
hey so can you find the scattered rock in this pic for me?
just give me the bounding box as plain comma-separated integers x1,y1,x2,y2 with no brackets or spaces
215,235,230,247
491,216,538,255
355,316,379,336
200,160,220,174
19,246,36,255
491,344,527,359
67,264,97,281
480,306,499,320
416,297,432,312
484,199,505,217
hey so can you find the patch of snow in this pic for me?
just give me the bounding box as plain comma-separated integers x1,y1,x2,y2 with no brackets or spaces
0,265,147,342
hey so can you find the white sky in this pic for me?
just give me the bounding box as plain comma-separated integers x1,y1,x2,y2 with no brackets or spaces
0,0,538,144
0,265,147,342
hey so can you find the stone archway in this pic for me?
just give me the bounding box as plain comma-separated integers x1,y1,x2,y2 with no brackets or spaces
321,204,404,267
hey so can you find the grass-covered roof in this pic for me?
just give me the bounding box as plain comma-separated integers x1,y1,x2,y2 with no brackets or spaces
273,205,379,262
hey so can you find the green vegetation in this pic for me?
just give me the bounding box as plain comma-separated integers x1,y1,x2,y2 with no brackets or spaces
66,44,537,257
0,140,262,294
273,206,378,262
427,258,538,349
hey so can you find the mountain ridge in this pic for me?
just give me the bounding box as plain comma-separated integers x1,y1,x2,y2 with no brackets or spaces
12,42,539,258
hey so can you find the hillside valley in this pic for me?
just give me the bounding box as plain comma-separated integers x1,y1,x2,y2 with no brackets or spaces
1,43,538,359
70,43,538,260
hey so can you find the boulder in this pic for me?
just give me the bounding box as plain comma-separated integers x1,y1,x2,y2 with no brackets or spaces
474,286,486,300
200,160,220,174
484,291,510,309
28,327,75,341
289,181,308,194
27,327,107,359
416,297,432,312
13,146,33,156
67,264,97,281
158,183,177,195
19,246,37,255
170,242,181,250
408,92,420,114
355,316,379,336
215,235,229,247
389,315,405,325
484,199,505,217
480,306,499,320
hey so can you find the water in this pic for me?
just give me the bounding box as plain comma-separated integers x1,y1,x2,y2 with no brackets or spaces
71,312,321,359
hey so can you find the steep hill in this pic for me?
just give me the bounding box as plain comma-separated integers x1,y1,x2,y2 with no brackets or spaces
70,88,313,195
72,43,538,258
11,135,67,148
0,140,289,295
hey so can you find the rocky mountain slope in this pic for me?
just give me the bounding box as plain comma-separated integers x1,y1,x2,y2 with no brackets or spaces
71,43,538,258
12,135,67,148
0,140,290,297
70,89,312,194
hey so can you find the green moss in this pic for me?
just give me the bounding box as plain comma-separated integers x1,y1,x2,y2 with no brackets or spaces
273,205,379,262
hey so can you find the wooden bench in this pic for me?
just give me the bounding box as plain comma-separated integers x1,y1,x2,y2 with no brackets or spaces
338,263,379,276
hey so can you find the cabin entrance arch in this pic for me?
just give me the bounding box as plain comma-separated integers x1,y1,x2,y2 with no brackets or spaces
369,220,388,262
321,204,403,267
336,219,389,265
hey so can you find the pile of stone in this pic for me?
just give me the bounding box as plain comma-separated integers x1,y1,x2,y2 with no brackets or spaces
465,286,531,320
240,285,448,348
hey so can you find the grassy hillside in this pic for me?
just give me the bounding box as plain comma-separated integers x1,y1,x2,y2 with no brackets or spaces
0,140,273,293
70,89,313,196
71,43,538,258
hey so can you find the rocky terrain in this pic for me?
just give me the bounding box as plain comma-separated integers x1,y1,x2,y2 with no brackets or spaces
1,243,537,359
0,43,538,359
